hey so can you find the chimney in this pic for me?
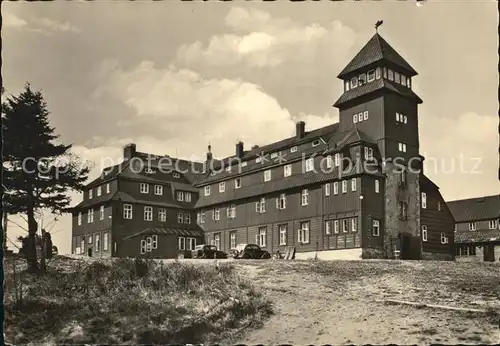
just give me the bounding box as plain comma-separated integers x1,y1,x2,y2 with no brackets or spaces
235,141,244,158
296,121,305,139
123,143,136,160
206,144,213,162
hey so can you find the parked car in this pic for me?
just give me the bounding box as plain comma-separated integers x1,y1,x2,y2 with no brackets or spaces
232,243,271,259
192,244,227,259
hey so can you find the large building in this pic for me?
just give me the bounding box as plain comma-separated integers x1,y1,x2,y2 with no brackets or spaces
448,194,500,262
71,31,456,260
194,32,455,261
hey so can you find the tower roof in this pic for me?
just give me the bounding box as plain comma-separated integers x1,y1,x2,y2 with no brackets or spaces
337,33,418,79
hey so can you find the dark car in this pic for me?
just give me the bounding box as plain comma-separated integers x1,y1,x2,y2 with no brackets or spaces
192,244,227,259
232,243,271,259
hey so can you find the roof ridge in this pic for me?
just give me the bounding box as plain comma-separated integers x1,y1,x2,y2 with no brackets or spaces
447,194,500,203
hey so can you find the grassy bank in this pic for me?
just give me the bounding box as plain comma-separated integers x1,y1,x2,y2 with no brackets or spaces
4,257,273,345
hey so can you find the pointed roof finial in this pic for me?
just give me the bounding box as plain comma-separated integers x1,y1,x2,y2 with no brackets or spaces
375,20,383,33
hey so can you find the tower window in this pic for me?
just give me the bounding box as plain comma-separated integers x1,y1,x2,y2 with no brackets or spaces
358,73,367,85
367,70,375,82
375,67,381,79
388,69,394,81
350,77,358,88
394,72,400,84
398,142,407,152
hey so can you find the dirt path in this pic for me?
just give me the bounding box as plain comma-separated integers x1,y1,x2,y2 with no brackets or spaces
233,262,500,345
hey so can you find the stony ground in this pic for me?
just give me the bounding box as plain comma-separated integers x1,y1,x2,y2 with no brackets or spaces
230,259,500,345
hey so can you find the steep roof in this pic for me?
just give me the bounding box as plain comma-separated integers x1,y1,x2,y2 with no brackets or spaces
338,33,418,79
447,194,500,223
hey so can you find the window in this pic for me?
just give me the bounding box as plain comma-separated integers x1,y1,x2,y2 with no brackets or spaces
301,189,309,206
421,192,427,209
342,219,348,233
177,191,184,201
284,164,292,177
78,212,82,226
350,77,358,88
152,185,162,195
279,224,287,245
277,194,287,210
342,180,347,193
375,180,380,193
152,235,159,250
469,222,476,231
173,172,180,178
144,206,153,221
225,166,231,172
298,221,310,244
89,189,93,199
398,143,407,152
97,186,102,196
88,209,94,223
88,235,93,244
333,182,339,195
219,182,225,193
396,112,408,124
230,231,237,249
351,178,357,192
407,77,412,89
140,240,146,254
312,140,320,147
178,212,184,223
358,113,363,123
399,201,408,220
235,178,242,189
326,156,333,169
489,220,499,229
290,146,298,153
256,157,262,164
140,183,149,194
260,198,266,213
100,206,104,220
367,69,375,82
95,234,100,252
388,69,394,80
178,237,186,250
186,214,192,224
200,211,206,224
334,220,340,234
264,170,271,182
214,208,220,221
204,186,211,196
214,233,221,250
372,220,380,236
363,111,368,120
353,114,358,124
401,75,407,86
103,232,109,251
422,225,428,241
80,237,85,254
375,67,381,79
394,72,400,84
334,153,341,167
123,204,133,219
325,220,332,235
437,201,442,211
305,158,314,172
358,73,366,85
364,147,373,160
106,183,110,194
325,183,331,196
228,205,236,219
440,232,448,244
351,218,357,232
345,80,350,91
185,192,192,202
383,67,387,78
158,208,166,222
257,227,267,247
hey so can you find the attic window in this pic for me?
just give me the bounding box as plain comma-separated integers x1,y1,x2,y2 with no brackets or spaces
350,77,358,88
358,73,367,85
394,72,401,84
388,69,394,81
290,146,298,153
173,172,180,178
270,152,279,159
401,75,407,86
256,157,262,163
375,67,381,79
312,140,320,147
367,70,375,82
241,161,248,167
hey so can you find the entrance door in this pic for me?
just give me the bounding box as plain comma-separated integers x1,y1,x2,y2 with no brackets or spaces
88,247,93,257
400,233,412,260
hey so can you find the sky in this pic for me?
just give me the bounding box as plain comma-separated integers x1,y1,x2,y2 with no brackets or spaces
3,1,499,254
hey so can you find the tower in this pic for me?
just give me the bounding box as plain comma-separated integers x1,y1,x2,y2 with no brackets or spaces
333,30,424,257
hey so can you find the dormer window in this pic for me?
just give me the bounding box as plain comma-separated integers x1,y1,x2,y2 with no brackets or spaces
256,157,262,163
367,70,375,82
312,140,320,147
394,72,401,84
350,77,358,88
388,69,394,81
270,152,279,159
401,75,407,86
173,172,180,178
375,67,381,79
241,162,248,167
358,73,367,85
290,146,298,153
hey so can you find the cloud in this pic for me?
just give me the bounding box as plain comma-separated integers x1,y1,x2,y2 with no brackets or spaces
176,7,356,68
3,13,28,28
33,17,80,33
2,12,80,35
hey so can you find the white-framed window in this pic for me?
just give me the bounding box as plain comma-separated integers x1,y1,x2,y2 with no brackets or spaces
333,182,339,195
394,71,400,84
350,77,358,88
342,180,347,193
358,73,366,85
256,157,262,164
351,178,357,192
326,156,333,168
88,209,94,223
398,142,407,153
353,114,358,124
260,198,266,213
375,180,380,193
152,235,158,249
177,212,184,223
489,220,498,229
106,183,110,194
284,164,292,177
185,192,192,202
301,189,309,206
469,222,476,231
140,239,146,254
421,192,427,209
214,208,220,221
345,80,350,92
298,221,310,244
95,234,100,252
342,219,348,233
358,113,363,123
154,185,163,195
325,183,331,196
88,235,93,244
158,208,166,222
388,69,394,80
240,162,248,168
312,140,320,147
80,237,85,254
363,111,368,120
422,225,428,241
375,67,381,79
277,194,287,210
440,232,448,244
219,182,225,193
204,186,211,196
97,186,102,196
212,233,221,250
334,153,341,167
123,204,133,219
235,178,242,189
401,74,407,86
334,220,339,234
228,205,236,219
325,220,332,235
305,158,314,172
100,205,104,220
372,220,380,236
173,172,180,178
200,211,206,224
144,206,153,221
364,147,373,160
88,189,93,200
103,232,109,251
351,218,357,232
140,183,149,194
177,191,184,201
230,231,237,249
264,170,271,182
257,227,266,247
78,212,82,226
178,237,186,250
279,224,287,245
185,213,191,224
367,69,375,82
290,146,298,153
